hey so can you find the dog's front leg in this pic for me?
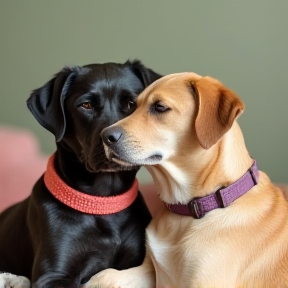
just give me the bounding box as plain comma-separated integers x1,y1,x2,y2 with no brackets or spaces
83,255,155,288
0,273,30,288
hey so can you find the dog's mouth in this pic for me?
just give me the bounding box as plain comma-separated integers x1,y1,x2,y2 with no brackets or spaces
104,146,136,167
104,145,163,167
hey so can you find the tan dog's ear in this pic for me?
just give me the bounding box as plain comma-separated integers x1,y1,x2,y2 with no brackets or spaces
190,76,244,149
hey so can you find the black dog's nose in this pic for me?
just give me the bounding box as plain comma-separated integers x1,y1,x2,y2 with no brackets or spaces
101,126,123,146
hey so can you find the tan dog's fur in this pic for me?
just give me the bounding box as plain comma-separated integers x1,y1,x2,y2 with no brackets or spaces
86,73,288,288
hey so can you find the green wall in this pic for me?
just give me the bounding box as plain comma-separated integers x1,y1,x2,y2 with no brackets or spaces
0,0,287,184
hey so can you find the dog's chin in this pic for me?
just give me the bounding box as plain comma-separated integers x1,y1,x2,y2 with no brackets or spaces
111,152,163,167
104,145,163,167
83,158,139,173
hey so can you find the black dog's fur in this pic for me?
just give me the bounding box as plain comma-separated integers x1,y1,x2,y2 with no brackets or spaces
0,60,162,287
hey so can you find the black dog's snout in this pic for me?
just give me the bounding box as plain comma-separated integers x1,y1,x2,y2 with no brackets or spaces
101,126,123,146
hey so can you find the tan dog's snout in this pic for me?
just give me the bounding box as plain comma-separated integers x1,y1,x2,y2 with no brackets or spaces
101,123,164,166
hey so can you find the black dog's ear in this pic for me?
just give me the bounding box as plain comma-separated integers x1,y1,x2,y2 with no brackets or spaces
126,59,163,87
27,67,79,142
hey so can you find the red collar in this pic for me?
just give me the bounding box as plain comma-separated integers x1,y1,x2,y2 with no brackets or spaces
44,154,138,215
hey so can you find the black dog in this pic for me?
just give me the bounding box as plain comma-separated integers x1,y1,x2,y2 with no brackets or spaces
0,60,162,287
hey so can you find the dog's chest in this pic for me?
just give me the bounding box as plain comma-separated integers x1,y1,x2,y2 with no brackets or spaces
146,210,243,287
146,229,191,287
146,211,196,287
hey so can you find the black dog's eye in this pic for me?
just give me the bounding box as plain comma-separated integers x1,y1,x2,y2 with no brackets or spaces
127,100,136,110
154,102,170,113
80,101,93,110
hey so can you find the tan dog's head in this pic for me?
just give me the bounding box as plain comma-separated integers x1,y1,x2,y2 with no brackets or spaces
101,72,244,169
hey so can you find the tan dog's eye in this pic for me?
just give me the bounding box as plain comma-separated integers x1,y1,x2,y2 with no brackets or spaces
81,101,93,109
154,102,170,113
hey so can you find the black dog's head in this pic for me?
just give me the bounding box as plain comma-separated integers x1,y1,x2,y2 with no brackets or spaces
27,60,162,173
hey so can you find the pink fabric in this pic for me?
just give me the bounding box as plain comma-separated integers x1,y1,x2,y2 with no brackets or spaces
139,184,164,217
0,126,48,212
45,154,138,214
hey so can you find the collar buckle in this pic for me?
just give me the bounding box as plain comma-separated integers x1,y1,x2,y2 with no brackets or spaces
188,197,204,219
215,186,226,208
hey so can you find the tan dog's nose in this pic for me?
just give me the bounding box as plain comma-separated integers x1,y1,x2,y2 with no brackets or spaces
101,126,123,146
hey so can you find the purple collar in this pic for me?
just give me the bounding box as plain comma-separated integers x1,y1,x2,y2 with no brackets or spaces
166,160,259,219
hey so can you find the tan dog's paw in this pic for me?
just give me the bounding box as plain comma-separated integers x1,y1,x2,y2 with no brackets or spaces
83,268,142,288
0,273,30,288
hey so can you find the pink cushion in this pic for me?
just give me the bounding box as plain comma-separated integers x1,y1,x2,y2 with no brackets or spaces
139,184,164,217
0,126,48,212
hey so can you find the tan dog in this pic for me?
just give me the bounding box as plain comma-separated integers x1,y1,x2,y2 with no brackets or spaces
85,73,288,288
